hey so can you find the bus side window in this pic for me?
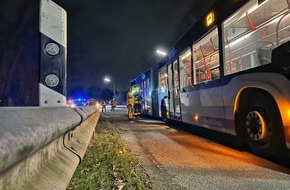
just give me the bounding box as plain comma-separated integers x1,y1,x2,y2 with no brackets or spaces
223,0,290,75
179,49,192,89
159,68,167,93
193,27,220,85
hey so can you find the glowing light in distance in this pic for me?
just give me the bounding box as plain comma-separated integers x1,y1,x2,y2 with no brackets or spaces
156,49,167,56
104,77,111,82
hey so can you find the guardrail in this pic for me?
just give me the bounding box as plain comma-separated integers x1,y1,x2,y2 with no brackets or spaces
0,106,99,190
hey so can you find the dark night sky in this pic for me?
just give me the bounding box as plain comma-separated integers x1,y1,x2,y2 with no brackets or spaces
54,0,215,93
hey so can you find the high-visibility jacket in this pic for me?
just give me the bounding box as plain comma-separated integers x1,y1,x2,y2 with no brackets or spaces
127,91,134,106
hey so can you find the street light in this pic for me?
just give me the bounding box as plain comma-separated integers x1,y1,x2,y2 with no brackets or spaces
104,77,115,98
156,49,167,56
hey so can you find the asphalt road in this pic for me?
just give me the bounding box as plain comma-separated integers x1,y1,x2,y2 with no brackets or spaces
100,107,290,190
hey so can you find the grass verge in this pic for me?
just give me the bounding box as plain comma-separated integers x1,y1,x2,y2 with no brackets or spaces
67,120,151,190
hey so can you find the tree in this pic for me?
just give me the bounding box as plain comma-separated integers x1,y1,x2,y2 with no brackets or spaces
100,88,113,100
87,86,102,99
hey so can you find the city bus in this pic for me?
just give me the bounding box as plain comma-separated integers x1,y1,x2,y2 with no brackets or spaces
130,0,290,156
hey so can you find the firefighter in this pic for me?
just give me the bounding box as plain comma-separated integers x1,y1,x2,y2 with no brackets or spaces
133,93,142,116
161,96,168,121
101,100,106,112
127,90,135,120
110,98,116,111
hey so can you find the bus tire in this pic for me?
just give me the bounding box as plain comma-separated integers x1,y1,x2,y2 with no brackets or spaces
240,93,284,156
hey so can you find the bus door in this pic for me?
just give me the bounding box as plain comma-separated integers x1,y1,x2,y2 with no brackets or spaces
189,27,225,129
141,80,146,113
179,49,192,122
141,77,151,114
167,63,174,116
158,67,168,117
173,60,181,119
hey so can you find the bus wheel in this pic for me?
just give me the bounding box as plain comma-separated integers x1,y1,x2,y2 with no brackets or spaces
240,94,284,156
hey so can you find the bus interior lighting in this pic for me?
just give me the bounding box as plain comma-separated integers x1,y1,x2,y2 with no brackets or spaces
227,33,252,47
181,51,191,60
246,0,269,16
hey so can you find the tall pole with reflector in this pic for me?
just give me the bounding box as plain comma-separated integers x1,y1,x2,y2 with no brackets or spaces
39,0,67,106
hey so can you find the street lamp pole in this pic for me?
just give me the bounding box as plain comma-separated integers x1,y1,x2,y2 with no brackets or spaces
104,77,115,98
112,81,115,98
